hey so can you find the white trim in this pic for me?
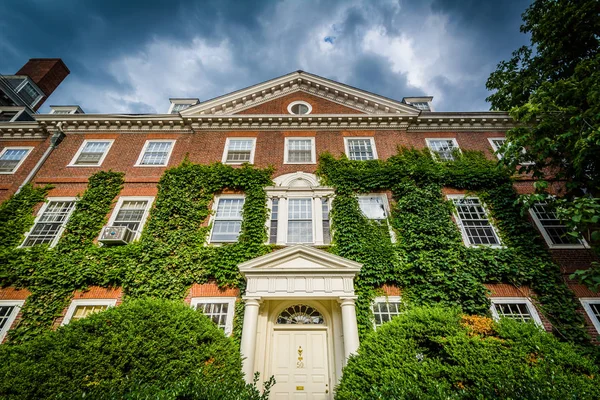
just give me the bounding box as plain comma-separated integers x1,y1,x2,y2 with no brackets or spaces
528,205,588,249
15,78,44,108
21,197,77,248
134,139,176,167
490,297,543,327
287,100,313,115
104,196,154,241
371,296,402,329
344,137,378,160
425,138,461,161
62,298,117,325
580,298,600,334
190,297,236,336
447,194,503,248
284,137,316,164
68,139,114,167
0,300,25,342
221,137,257,164
0,146,33,174
208,194,246,244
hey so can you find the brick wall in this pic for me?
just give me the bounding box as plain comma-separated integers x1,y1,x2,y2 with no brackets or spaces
0,137,51,202
53,286,124,328
236,91,364,114
16,58,70,110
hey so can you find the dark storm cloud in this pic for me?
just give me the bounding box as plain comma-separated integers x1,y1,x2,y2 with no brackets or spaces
0,0,532,113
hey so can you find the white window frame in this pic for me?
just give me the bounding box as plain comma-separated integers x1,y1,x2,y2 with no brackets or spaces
15,79,44,108
105,196,154,241
529,203,588,249
580,299,600,334
344,137,378,161
134,139,176,167
284,137,316,164
221,137,257,165
208,195,245,244
0,300,25,342
425,138,461,161
488,137,534,165
62,298,117,325
358,194,396,243
490,297,543,327
371,296,402,329
21,197,77,248
68,139,114,167
447,195,502,248
0,146,33,174
190,297,236,336
287,101,312,115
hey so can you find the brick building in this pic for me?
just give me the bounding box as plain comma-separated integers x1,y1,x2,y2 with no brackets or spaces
0,71,598,397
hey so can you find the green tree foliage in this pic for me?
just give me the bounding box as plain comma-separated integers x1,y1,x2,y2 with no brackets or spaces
486,0,600,289
0,298,274,400
335,306,600,400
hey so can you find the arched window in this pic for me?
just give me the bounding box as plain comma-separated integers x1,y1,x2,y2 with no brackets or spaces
276,304,324,325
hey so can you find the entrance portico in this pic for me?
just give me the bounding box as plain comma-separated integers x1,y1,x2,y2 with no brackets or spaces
238,245,362,397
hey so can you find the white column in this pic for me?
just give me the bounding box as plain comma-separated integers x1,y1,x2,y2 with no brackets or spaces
339,296,360,362
240,297,261,383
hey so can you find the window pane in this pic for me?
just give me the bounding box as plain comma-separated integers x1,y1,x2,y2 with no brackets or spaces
322,198,331,245
0,149,29,172
287,199,313,243
453,198,499,245
348,139,374,160
22,201,76,247
269,198,279,244
0,306,16,331
211,198,244,242
226,139,253,163
531,203,581,245
493,302,532,322
71,305,108,321
196,302,229,331
373,301,402,327
113,200,148,231
428,139,457,161
140,142,172,165
358,196,387,220
288,139,313,163
75,142,110,165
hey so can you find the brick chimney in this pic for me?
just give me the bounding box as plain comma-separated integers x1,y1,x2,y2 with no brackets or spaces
16,59,70,110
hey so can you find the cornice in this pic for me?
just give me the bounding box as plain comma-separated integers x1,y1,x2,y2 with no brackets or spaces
35,114,193,134
409,112,515,132
0,122,48,139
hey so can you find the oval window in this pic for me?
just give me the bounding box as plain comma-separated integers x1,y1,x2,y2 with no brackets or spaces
288,101,312,115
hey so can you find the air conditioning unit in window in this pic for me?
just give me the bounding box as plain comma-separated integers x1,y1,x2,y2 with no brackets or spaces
99,226,135,245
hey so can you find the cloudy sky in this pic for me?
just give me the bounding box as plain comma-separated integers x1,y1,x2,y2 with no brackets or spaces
0,0,531,114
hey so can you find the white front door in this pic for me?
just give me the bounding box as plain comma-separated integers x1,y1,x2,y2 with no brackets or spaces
271,329,330,399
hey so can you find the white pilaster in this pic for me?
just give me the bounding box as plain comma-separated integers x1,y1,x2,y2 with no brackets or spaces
339,296,360,362
240,297,261,383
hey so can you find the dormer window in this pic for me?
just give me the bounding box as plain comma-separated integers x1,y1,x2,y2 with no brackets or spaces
50,106,84,115
402,96,433,112
168,98,199,114
287,101,312,115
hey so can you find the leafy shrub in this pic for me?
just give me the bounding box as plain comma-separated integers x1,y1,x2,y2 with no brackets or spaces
335,306,600,400
0,298,273,399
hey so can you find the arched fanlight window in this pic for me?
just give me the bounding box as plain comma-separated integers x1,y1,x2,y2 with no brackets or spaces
276,304,324,325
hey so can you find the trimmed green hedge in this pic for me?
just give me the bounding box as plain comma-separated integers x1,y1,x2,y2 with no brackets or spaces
0,298,273,400
335,306,600,400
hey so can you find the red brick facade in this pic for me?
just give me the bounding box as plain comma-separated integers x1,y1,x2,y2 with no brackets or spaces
0,77,598,342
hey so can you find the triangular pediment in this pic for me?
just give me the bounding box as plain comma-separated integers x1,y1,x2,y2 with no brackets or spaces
181,71,420,117
238,245,362,275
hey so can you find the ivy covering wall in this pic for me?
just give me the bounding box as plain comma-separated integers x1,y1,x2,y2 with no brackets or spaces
0,148,592,347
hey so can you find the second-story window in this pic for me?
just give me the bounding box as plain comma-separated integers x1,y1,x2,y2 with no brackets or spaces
288,198,313,243
285,138,315,164
529,202,585,248
426,138,460,161
223,138,256,164
210,197,245,243
0,147,32,173
345,138,377,160
22,198,77,247
449,196,501,247
358,196,388,221
136,140,175,166
70,140,114,166
106,197,154,240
